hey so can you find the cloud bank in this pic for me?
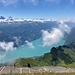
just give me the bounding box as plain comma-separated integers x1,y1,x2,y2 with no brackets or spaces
25,40,34,49
42,21,71,46
0,41,15,51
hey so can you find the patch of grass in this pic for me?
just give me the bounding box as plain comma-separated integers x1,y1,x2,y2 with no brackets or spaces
1,72,75,75
15,58,39,67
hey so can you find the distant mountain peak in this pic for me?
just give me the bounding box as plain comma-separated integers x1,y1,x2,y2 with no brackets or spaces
0,16,5,19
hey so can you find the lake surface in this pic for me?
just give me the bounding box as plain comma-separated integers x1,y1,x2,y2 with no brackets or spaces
0,37,64,63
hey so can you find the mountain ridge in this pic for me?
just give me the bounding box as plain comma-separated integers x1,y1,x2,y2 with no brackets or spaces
0,16,75,23
13,45,75,68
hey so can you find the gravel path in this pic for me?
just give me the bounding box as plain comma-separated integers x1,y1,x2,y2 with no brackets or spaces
0,66,75,74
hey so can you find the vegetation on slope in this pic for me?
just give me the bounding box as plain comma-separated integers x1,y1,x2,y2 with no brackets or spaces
14,45,75,68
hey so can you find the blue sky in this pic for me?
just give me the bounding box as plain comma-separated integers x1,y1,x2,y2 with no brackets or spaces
0,0,75,18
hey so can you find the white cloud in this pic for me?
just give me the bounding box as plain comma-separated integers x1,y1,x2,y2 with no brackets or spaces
45,0,61,4
0,0,74,6
58,20,71,34
23,0,39,5
42,28,63,46
0,0,18,6
25,40,34,49
0,41,15,60
42,21,71,46
45,0,75,5
13,36,21,46
0,0,39,6
0,41,15,51
30,0,39,5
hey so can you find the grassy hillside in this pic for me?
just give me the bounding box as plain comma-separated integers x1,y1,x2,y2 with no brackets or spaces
14,45,75,68
15,58,39,67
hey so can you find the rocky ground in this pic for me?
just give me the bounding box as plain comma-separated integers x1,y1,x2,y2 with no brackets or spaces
0,66,75,74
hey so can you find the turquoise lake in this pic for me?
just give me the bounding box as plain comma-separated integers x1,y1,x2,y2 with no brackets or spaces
0,37,64,63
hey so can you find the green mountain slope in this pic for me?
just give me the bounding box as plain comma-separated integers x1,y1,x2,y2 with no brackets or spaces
15,45,75,68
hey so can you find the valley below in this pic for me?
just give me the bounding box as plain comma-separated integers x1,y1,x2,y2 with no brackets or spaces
0,17,75,75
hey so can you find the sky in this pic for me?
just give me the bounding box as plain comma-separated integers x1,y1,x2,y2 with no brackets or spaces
0,0,75,18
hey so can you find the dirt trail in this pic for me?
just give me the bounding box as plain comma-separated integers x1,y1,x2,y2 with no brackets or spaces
0,66,75,74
